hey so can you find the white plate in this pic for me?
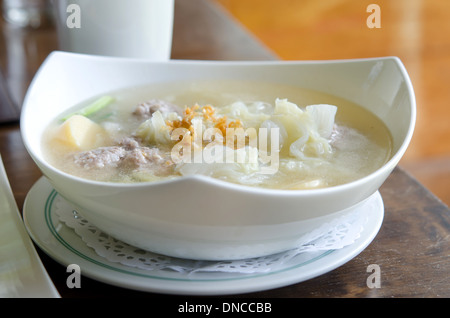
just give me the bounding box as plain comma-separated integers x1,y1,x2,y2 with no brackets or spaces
23,177,384,296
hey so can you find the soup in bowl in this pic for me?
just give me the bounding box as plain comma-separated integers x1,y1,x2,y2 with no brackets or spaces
21,52,415,260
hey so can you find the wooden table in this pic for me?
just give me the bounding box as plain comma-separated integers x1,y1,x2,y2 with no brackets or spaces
0,0,448,299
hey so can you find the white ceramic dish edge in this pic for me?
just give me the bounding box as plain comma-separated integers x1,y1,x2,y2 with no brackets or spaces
20,52,415,260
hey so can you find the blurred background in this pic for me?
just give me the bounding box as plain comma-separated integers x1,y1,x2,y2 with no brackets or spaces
214,0,450,206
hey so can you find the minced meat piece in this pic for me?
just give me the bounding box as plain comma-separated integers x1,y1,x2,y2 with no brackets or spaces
74,143,174,176
121,147,174,176
133,99,182,119
121,147,164,168
117,137,141,150
74,146,126,169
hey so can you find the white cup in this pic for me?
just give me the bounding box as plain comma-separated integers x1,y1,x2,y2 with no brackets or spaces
53,0,174,60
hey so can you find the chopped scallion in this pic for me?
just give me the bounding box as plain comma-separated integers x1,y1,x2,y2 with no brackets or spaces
61,96,115,121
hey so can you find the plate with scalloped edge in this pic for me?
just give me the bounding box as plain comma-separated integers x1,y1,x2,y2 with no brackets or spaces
23,177,383,296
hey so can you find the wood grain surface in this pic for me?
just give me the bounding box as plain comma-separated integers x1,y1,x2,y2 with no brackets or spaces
216,0,450,207
0,0,448,298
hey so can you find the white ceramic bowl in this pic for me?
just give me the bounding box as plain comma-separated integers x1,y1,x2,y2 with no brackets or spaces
21,52,415,260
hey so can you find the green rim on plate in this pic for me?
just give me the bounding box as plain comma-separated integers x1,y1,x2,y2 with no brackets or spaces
44,189,335,282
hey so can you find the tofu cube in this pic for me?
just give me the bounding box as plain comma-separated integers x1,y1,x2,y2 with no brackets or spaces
55,115,105,151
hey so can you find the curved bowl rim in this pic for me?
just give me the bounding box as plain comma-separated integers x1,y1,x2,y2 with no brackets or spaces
20,52,416,197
